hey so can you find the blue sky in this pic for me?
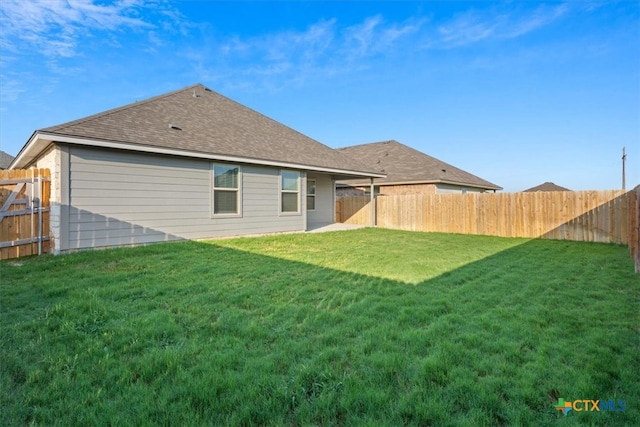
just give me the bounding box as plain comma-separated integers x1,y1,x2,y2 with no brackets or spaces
1,0,638,192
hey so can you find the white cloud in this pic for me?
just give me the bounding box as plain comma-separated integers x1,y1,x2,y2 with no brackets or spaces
200,2,576,93
344,15,384,57
504,3,570,38
204,15,425,91
381,19,424,47
0,0,153,57
0,1,578,95
342,15,424,59
223,18,336,65
0,74,26,106
437,3,570,48
207,19,340,90
438,12,497,47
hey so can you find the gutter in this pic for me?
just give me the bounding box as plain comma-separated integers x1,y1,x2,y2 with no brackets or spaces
337,178,502,191
10,132,387,180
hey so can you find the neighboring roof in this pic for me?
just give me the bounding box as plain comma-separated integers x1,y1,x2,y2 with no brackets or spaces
11,84,383,178
0,150,14,169
336,140,502,190
523,182,571,192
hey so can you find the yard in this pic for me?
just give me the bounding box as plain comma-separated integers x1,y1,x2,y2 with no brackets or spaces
1,228,638,426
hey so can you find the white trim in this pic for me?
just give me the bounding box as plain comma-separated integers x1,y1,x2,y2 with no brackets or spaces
306,179,316,211
211,163,242,217
280,170,301,215
11,132,386,178
337,179,501,191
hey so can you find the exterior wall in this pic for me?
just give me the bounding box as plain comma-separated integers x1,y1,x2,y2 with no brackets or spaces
35,145,61,253
306,173,334,228
337,183,437,196
337,182,493,197
379,183,436,195
336,186,368,197
435,183,487,194
65,146,311,250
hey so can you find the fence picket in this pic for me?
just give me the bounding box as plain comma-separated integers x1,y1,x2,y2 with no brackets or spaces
337,188,638,248
0,168,51,260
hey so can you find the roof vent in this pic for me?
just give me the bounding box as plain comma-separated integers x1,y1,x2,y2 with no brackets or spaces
441,169,446,173
204,87,213,92
169,124,182,131
192,90,200,98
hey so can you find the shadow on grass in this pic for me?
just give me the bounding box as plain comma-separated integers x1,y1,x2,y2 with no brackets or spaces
1,233,638,426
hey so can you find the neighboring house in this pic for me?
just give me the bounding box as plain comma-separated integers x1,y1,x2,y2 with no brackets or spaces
336,140,502,196
523,182,571,192
0,150,14,169
9,84,383,253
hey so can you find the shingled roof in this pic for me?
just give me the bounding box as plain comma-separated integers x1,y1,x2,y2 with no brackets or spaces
0,150,14,169
523,182,571,192
337,140,502,190
12,84,382,178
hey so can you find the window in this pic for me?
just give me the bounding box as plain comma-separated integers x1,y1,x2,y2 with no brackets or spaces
307,179,316,210
281,170,300,213
213,164,240,215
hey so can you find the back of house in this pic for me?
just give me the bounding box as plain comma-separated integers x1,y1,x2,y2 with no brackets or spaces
9,84,383,253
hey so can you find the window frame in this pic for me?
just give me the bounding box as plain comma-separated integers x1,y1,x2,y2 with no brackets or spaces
306,179,316,211
212,163,242,217
280,170,301,215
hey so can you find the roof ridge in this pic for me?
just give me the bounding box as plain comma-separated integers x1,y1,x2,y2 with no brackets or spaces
340,139,470,174
214,90,338,151
392,142,501,188
40,83,205,133
523,182,571,192
203,91,377,173
338,139,501,190
336,139,400,150
16,83,382,175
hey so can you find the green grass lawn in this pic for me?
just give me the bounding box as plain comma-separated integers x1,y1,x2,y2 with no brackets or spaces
1,228,638,426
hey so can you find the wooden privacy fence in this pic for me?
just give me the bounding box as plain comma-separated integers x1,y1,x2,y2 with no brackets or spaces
1,169,51,260
336,196,373,225
629,186,640,272
337,188,640,269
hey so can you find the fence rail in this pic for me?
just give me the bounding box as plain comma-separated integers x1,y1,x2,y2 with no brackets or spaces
338,188,640,270
1,168,51,260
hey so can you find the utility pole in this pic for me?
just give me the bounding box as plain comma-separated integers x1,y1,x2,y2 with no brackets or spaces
622,147,626,190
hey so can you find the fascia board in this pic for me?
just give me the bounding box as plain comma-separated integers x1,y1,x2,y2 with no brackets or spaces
12,132,386,179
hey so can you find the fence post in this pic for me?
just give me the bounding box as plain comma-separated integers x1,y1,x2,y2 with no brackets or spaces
37,173,43,255
370,178,375,227
634,186,640,272
30,169,35,256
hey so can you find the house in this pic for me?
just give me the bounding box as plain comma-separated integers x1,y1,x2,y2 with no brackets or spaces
0,150,14,169
9,84,384,253
523,182,570,192
336,140,501,195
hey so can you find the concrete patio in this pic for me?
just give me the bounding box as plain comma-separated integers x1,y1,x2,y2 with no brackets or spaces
306,223,368,233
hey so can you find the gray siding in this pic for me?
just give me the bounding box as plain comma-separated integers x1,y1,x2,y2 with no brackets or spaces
306,173,334,228
67,147,305,249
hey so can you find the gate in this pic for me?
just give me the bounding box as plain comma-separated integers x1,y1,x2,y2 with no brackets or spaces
0,168,51,260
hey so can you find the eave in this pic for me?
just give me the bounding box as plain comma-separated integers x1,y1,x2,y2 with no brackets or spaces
10,131,387,180
337,178,502,191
